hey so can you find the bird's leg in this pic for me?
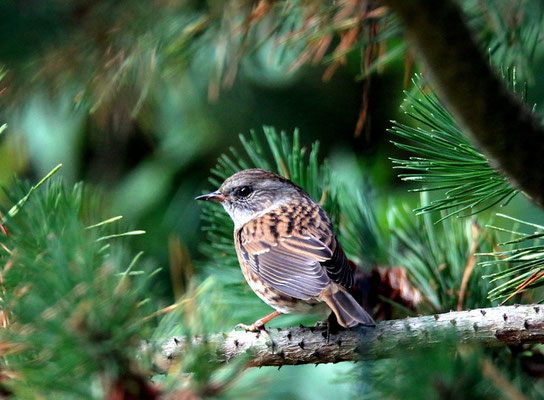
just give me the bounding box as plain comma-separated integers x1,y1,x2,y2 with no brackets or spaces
322,312,343,342
235,311,282,332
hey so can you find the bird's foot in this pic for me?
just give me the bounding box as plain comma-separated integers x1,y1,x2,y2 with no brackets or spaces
235,311,282,333
235,321,266,333
322,313,344,342
235,321,275,350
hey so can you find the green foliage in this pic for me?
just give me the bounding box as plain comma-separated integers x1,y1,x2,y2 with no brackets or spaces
388,194,497,312
390,75,518,221
337,184,387,267
481,214,544,303
388,68,544,309
388,71,544,305
465,0,544,82
0,174,270,398
3,163,62,221
359,339,541,400
0,178,155,398
4,1,541,111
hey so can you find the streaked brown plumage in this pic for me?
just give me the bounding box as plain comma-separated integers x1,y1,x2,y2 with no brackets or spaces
196,168,374,330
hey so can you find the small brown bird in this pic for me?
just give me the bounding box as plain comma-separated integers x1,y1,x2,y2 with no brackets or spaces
196,169,374,331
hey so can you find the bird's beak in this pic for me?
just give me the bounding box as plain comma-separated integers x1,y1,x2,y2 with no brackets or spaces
195,190,226,202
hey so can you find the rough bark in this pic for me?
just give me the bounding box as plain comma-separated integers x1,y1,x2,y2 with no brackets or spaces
161,304,544,368
378,0,544,207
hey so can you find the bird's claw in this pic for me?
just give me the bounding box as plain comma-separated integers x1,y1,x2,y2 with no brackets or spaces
313,319,328,328
235,322,276,351
235,322,264,332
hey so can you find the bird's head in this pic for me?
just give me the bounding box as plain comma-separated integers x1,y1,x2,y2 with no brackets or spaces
196,169,304,228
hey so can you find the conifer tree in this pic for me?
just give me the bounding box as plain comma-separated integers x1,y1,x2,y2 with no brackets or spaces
1,0,544,398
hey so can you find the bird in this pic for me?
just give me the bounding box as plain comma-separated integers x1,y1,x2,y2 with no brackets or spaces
196,168,375,331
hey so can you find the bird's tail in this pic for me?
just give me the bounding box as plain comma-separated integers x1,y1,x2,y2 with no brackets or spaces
321,284,375,328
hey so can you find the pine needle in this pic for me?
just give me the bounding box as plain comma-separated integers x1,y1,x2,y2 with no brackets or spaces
3,164,63,223
480,213,544,302
389,75,518,220
85,215,123,229
96,230,146,242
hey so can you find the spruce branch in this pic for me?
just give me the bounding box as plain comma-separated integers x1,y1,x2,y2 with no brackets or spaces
161,304,544,368
380,0,544,207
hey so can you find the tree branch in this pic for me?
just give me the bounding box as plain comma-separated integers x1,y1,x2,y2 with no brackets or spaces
379,0,544,207
162,305,544,368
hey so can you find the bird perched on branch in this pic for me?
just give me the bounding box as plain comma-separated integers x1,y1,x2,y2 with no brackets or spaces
196,168,374,331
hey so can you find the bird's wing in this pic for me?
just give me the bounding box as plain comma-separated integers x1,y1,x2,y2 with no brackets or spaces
238,201,353,300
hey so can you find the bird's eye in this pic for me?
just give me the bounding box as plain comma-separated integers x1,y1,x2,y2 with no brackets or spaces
236,186,252,198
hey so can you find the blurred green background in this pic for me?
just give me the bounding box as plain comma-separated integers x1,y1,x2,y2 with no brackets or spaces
2,1,544,398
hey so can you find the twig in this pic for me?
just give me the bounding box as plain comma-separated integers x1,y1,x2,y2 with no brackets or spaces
161,304,544,368
457,221,479,311
501,270,544,306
